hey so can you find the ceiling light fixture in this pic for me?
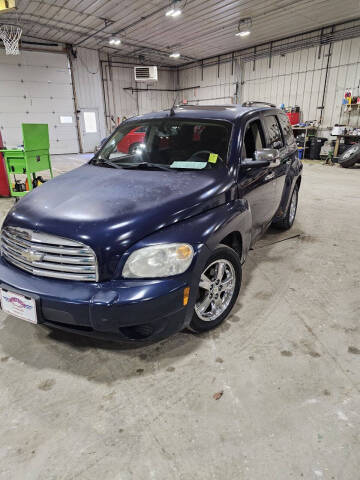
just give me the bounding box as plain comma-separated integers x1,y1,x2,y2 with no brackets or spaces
165,0,182,17
236,18,252,38
171,8,182,17
235,30,250,37
109,37,121,46
169,52,181,58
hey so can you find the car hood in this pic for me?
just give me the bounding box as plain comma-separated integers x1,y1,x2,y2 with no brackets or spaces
3,164,235,279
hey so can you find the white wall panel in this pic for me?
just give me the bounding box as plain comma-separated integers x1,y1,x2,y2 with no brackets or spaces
322,38,360,128
178,54,238,105
179,35,360,137
71,47,107,149
242,45,330,124
102,61,176,130
0,50,79,154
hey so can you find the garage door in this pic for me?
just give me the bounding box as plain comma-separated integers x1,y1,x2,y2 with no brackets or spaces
0,50,79,154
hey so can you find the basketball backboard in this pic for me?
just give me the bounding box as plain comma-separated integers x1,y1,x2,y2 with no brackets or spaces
0,0,16,14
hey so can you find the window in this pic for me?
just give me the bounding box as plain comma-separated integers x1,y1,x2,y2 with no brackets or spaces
242,119,266,159
59,116,73,124
83,111,97,133
278,114,294,146
263,115,284,149
95,119,232,171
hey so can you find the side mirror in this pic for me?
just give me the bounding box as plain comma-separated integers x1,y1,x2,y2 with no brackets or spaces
254,148,279,163
241,158,270,168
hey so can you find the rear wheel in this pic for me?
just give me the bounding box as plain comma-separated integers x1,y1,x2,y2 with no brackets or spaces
274,184,298,230
188,245,241,333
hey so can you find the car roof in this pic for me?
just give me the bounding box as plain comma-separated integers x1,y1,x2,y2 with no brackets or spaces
125,104,283,124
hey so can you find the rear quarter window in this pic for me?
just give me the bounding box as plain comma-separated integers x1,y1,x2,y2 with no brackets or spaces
263,115,284,149
278,114,295,146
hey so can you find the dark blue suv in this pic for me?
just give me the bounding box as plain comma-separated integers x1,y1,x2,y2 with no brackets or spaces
0,104,302,342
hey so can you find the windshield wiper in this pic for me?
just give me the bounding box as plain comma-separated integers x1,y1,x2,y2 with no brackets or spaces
93,159,172,171
90,158,122,169
93,158,124,169
120,162,173,172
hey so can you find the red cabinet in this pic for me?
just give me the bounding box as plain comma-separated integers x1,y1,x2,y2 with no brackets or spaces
0,131,10,197
286,112,300,125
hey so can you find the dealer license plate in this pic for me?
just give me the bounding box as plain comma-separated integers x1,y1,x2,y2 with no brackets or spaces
0,289,37,324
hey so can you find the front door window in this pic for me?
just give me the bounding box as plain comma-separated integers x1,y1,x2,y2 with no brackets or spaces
242,119,266,160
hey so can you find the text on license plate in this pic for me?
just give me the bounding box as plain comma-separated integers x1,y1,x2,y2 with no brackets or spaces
0,289,37,324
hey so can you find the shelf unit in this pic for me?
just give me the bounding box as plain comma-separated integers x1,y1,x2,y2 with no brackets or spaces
292,126,318,158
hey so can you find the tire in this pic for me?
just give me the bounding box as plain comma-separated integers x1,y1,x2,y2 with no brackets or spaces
188,244,242,333
274,184,298,230
339,143,360,168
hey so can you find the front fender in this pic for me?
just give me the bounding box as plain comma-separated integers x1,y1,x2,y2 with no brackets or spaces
114,200,252,329
116,199,252,279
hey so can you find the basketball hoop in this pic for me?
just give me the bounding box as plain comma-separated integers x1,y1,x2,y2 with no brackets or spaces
0,24,22,55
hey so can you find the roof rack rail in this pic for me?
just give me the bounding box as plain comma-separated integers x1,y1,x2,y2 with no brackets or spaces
242,101,276,108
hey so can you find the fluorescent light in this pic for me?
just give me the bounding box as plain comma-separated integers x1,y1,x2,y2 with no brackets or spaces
165,6,182,17
171,8,182,17
236,17,252,37
235,30,250,37
170,52,181,58
109,37,121,45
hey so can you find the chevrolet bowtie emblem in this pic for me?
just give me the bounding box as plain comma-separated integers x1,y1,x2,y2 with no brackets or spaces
22,250,44,263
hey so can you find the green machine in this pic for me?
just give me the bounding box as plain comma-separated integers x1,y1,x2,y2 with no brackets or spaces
0,123,53,199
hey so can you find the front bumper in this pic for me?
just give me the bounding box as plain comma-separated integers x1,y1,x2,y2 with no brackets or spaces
0,250,208,342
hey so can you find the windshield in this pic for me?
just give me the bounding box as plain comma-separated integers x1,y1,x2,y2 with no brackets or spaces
92,118,232,171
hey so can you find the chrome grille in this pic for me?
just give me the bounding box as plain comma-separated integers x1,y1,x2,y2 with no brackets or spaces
1,227,98,282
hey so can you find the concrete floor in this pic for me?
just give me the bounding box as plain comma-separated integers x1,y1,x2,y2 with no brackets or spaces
0,158,359,480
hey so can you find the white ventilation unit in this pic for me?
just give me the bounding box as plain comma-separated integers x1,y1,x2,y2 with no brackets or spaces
134,66,158,82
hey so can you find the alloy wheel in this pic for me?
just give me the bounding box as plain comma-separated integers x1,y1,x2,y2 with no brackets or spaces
289,188,298,225
195,259,236,322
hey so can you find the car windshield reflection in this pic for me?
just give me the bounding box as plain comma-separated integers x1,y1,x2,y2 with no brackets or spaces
93,119,232,171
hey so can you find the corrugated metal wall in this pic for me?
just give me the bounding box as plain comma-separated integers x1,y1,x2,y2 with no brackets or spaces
71,48,107,143
178,31,360,136
242,36,360,131
101,60,176,129
3,28,356,154
0,47,175,153
0,50,79,154
178,53,239,105
323,37,360,128
69,21,360,146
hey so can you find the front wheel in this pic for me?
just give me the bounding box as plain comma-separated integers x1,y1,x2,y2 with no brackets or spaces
188,245,242,333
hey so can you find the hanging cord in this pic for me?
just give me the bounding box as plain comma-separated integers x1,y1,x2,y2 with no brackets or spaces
76,50,100,75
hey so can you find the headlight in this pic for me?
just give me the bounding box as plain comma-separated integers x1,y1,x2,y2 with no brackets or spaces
122,243,194,278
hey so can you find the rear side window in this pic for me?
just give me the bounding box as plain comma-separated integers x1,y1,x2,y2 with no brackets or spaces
263,115,284,149
278,114,294,146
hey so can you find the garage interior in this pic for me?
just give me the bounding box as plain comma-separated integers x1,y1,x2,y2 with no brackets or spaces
0,1,360,479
